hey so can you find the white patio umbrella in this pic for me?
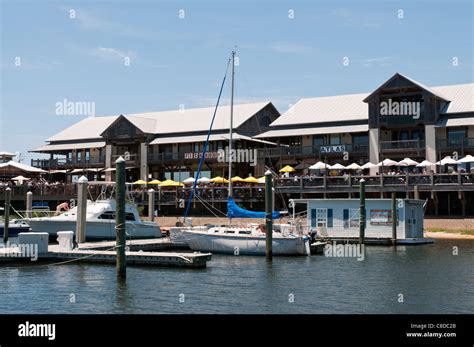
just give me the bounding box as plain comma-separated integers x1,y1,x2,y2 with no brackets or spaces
416,160,435,167
182,177,195,184
197,177,211,184
457,155,474,164
345,163,361,170
377,159,398,167
436,156,458,165
12,175,30,182
328,163,346,170
360,162,377,169
309,161,328,170
397,158,419,166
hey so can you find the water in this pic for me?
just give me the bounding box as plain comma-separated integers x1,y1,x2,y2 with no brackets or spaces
0,239,473,314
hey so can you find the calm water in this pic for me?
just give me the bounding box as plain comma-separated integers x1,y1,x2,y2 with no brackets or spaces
1,239,473,314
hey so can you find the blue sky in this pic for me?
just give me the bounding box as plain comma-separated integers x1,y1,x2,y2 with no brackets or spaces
1,0,472,162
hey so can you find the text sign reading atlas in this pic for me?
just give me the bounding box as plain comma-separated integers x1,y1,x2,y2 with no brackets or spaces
320,145,346,154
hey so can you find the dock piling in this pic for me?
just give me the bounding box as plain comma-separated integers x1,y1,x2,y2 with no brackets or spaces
391,193,397,245
26,191,33,219
359,179,366,245
414,185,419,200
3,187,11,243
148,189,155,222
115,157,127,279
265,170,273,261
76,176,88,244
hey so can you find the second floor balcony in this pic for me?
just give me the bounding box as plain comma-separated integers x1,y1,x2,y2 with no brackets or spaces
31,156,106,170
256,143,369,159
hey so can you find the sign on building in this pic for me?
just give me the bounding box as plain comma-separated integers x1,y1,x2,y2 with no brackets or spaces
320,145,346,154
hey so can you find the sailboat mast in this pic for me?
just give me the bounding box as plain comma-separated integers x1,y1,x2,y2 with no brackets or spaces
228,50,235,198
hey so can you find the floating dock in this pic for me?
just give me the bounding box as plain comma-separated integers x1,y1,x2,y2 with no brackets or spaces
0,237,211,268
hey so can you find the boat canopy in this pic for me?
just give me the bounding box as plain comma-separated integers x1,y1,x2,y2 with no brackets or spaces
227,197,280,219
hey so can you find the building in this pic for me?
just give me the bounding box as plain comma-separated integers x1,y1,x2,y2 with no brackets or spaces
256,73,474,171
29,73,474,216
31,102,280,182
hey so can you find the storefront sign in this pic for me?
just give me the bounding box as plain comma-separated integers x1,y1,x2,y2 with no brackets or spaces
320,145,346,153
184,152,219,160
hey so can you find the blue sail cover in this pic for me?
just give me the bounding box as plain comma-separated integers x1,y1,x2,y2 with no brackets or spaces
227,197,281,219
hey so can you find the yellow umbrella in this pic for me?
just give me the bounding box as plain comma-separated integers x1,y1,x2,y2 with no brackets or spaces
243,176,259,183
257,176,266,184
231,176,245,182
279,165,295,173
133,179,147,185
148,179,162,185
159,179,184,187
211,176,229,184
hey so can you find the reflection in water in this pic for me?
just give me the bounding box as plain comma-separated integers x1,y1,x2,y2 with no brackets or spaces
0,240,473,314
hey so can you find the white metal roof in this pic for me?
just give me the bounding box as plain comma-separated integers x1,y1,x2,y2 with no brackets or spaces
31,141,106,153
255,124,368,138
44,102,271,143
0,161,47,173
436,116,474,127
272,83,473,127
271,92,369,127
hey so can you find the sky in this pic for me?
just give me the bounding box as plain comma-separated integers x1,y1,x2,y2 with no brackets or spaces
1,0,473,162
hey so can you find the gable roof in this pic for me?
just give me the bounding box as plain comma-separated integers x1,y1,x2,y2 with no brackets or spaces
363,72,449,102
45,102,273,142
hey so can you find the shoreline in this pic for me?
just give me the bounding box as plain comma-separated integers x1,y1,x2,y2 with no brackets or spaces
424,232,474,240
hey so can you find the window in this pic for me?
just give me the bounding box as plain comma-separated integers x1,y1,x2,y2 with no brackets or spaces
313,135,325,148
352,134,368,144
329,134,340,145
125,213,136,221
76,151,82,162
179,144,192,153
311,208,329,229
99,211,115,220
85,150,90,162
447,127,466,145
343,208,359,229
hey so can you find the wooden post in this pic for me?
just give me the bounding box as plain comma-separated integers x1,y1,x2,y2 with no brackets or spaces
414,185,419,200
265,170,273,261
359,179,366,244
3,187,11,243
76,176,88,244
116,157,127,279
391,193,397,245
26,191,33,219
148,189,155,222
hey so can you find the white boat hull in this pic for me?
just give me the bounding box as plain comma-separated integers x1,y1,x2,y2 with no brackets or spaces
26,219,161,241
179,229,309,256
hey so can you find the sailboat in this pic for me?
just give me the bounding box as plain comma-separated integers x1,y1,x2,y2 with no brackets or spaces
170,51,310,256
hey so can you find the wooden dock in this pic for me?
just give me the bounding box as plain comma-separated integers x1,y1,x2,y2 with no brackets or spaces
0,237,211,268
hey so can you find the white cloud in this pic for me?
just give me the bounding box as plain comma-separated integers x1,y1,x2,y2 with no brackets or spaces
270,42,313,54
361,57,398,67
89,47,137,61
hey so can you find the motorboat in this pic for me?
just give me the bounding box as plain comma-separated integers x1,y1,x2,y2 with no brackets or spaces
0,219,31,237
26,199,161,241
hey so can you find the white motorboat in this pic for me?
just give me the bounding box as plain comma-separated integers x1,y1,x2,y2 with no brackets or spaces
26,199,161,241
171,224,310,255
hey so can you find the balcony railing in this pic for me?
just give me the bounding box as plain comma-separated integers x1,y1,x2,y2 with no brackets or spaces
31,156,106,170
256,143,369,159
437,138,474,151
380,139,425,152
